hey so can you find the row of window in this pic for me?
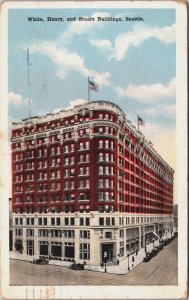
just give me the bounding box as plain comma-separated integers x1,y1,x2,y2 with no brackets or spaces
14,216,91,226
12,111,116,138
15,229,90,239
13,138,115,154
15,238,91,259
13,157,172,191
14,213,170,227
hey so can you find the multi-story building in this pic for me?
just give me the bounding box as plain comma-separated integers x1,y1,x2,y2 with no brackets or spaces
11,100,174,265
9,198,13,251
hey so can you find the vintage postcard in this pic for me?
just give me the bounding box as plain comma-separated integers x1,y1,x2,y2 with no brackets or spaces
0,1,187,299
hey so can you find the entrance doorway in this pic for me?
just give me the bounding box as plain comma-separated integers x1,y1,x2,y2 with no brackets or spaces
101,243,114,263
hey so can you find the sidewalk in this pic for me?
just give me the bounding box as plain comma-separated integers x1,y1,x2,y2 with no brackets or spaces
10,230,175,275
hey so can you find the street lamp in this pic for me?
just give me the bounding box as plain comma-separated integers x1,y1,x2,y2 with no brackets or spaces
104,251,107,273
127,252,130,271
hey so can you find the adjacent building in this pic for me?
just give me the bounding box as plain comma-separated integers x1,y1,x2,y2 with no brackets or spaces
173,204,178,228
9,198,13,251
11,100,174,265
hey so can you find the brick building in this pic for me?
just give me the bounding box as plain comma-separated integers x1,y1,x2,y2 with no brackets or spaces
11,100,174,265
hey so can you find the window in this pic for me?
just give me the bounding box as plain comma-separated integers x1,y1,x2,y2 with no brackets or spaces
79,141,90,150
106,217,110,226
80,243,90,260
99,153,103,161
99,218,104,226
64,145,69,153
79,192,90,200
63,230,75,238
105,166,109,175
70,181,75,189
65,242,75,258
70,168,75,176
105,232,112,238
105,127,109,134
65,218,69,226
26,218,34,225
79,179,90,188
70,156,75,164
105,153,109,162
80,230,90,239
98,192,103,201
105,140,109,149
98,179,103,188
80,217,90,226
70,218,75,225
86,218,90,226
70,144,75,152
15,228,23,236
26,229,34,237
99,140,103,148
120,229,124,238
99,166,103,175
64,157,69,165
105,179,109,188
26,240,34,256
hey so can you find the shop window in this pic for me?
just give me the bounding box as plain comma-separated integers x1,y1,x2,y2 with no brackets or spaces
80,243,90,260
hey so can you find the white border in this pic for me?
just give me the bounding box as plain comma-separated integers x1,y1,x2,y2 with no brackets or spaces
0,1,187,299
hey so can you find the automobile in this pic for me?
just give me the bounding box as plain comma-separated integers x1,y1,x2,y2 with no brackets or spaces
151,248,159,256
157,244,164,250
143,251,153,262
32,257,49,265
69,262,85,271
154,246,161,252
163,238,169,246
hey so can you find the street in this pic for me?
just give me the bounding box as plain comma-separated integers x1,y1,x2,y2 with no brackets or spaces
10,237,177,286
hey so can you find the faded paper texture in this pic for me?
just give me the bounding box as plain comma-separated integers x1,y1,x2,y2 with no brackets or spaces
0,1,187,299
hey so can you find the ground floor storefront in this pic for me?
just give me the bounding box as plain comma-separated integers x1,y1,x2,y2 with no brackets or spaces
11,212,174,266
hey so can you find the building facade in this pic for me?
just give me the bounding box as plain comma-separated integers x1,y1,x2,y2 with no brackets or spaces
11,101,174,265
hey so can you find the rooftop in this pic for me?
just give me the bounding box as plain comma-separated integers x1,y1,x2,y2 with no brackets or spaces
11,100,174,174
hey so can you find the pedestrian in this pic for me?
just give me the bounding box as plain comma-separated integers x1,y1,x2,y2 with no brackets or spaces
145,246,147,253
117,259,119,265
132,256,135,263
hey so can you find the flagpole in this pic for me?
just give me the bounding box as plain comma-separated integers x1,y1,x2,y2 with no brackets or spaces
28,99,31,118
88,77,90,102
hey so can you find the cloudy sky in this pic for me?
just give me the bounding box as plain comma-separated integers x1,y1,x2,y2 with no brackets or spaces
8,8,176,185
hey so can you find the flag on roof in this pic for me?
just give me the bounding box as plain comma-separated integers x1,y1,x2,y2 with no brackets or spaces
138,116,145,126
89,79,98,92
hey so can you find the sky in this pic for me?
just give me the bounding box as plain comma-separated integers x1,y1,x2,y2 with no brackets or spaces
8,8,176,200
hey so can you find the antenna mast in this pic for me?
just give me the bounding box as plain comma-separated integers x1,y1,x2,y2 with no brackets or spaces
27,48,32,118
